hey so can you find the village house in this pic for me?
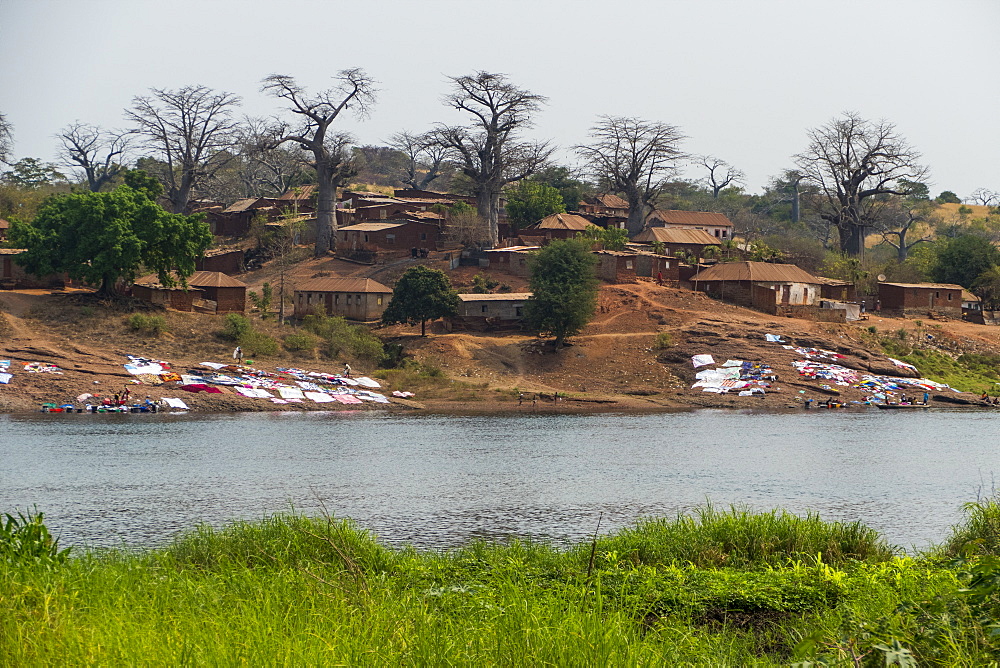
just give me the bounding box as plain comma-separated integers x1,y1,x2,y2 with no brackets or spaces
195,248,245,276
877,282,964,319
449,292,532,331
523,213,593,241
0,248,67,289
293,277,392,321
645,210,734,240
132,271,247,314
690,261,826,315
130,277,202,312
0,218,9,242
576,194,628,229
336,220,440,256
593,250,637,283
631,227,722,258
485,246,539,277
208,197,283,236
630,251,678,283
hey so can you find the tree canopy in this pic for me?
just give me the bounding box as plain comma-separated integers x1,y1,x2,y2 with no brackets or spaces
930,234,1000,289
505,180,565,233
381,265,460,336
524,238,599,348
9,184,211,295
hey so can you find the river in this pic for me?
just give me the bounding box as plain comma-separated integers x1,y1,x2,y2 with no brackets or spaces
1,409,995,552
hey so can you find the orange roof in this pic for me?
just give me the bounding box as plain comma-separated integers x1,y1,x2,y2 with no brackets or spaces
590,194,629,209
631,227,720,245
134,271,246,289
646,210,733,228
690,261,820,283
529,213,593,231
277,185,317,201
295,277,392,293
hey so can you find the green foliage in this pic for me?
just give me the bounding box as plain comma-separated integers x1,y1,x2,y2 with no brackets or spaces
882,348,1000,392
931,234,1000,288
126,313,168,336
237,329,280,357
248,282,273,317
471,273,499,294
936,190,961,204
525,238,599,347
505,179,566,232
655,331,674,349
220,313,252,341
529,165,590,211
0,509,70,567
282,332,319,353
578,224,628,251
302,313,386,366
381,265,460,336
122,169,163,202
0,157,67,189
650,240,665,255
9,184,211,295
942,498,1000,558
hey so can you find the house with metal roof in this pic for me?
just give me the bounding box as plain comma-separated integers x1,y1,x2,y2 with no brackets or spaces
448,292,533,331
293,276,393,321
645,210,734,240
689,261,824,312
631,227,722,258
336,220,439,256
133,271,248,314
877,282,964,319
523,213,593,240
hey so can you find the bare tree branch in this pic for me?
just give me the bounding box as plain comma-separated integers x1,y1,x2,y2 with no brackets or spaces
696,155,745,198
432,72,552,245
126,85,242,213
967,187,999,207
794,111,928,256
56,122,131,192
261,70,376,256
0,112,12,165
576,116,686,235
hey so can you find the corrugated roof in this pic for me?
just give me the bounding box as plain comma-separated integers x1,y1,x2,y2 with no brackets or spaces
0,248,24,255
646,210,733,227
277,185,317,201
338,222,406,232
530,213,593,230
458,293,532,301
631,227,720,245
486,246,540,253
295,277,392,293
880,282,964,290
813,276,852,286
0,218,9,229
963,290,980,302
221,198,273,214
689,261,821,283
134,271,247,289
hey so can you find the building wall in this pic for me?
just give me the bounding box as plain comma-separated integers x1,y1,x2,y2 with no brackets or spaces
197,286,246,313
595,253,637,283
132,285,197,311
878,284,963,318
339,223,439,252
196,250,244,276
458,298,527,319
0,254,66,289
294,290,388,321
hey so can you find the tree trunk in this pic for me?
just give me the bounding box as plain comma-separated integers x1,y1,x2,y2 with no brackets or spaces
314,163,336,257
838,223,865,257
421,319,426,337
477,191,498,247
625,193,646,236
791,187,800,224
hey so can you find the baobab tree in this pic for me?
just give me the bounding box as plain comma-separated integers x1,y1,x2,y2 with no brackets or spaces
126,85,242,213
794,112,927,257
56,122,131,192
389,131,450,190
697,155,745,198
261,70,376,256
968,188,999,206
577,116,686,235
434,72,552,245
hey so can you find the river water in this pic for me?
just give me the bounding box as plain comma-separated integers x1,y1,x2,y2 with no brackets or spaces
1,409,996,552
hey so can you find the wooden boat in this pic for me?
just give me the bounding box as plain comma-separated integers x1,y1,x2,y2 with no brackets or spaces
874,403,928,410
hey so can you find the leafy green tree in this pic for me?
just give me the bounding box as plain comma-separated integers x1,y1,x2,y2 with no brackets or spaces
530,165,591,211
577,224,628,251
930,234,1000,288
936,191,961,204
505,179,565,234
9,184,211,296
525,238,599,348
1,158,67,189
381,265,460,336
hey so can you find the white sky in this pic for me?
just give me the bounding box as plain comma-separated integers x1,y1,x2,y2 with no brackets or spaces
1,0,997,197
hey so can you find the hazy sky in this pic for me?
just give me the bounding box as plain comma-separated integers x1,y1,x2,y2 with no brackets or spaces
1,0,997,196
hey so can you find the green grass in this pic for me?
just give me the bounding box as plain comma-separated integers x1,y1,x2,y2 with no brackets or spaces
888,348,1000,392
3,506,1000,665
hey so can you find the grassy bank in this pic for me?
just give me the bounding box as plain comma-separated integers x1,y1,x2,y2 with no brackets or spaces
3,505,1000,665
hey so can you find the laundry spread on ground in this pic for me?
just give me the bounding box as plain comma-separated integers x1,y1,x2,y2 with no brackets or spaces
24,362,63,374
691,354,715,368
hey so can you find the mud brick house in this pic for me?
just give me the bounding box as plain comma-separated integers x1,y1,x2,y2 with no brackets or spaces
576,194,628,229
631,227,721,258
631,251,678,282
132,271,247,314
449,293,532,331
336,221,439,254
593,250,637,283
523,213,593,241
485,246,539,277
815,277,857,302
209,197,282,236
0,218,8,242
0,249,66,289
195,248,245,276
877,282,963,319
293,277,392,321
645,210,734,240
690,261,824,312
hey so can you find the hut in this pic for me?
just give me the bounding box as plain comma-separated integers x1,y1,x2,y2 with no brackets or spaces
631,227,721,258
523,213,593,241
131,276,202,312
293,277,392,321
196,248,245,276
690,261,823,312
132,271,247,314
645,210,734,240
877,282,963,319
187,271,247,313
593,250,637,283
336,221,439,254
449,293,532,331
485,246,539,277
0,249,67,289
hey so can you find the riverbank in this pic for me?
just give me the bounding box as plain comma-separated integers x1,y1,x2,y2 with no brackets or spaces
3,285,999,415
3,504,999,665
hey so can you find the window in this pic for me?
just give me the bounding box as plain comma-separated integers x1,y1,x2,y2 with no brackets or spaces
307,294,312,305
481,304,488,313
515,306,523,317
935,291,940,298
721,230,728,238
364,234,369,242
385,234,395,244
334,294,339,304
714,229,720,237
356,294,361,304
347,295,352,305
420,232,427,241
625,260,633,269
377,296,383,306
948,293,952,301
298,294,303,305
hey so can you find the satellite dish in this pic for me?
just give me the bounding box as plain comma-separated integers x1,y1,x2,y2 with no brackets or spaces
877,274,887,282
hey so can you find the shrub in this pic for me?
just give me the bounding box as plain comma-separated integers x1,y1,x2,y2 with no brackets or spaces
303,313,386,367
238,329,279,357
0,509,70,567
942,498,1000,557
282,332,318,353
126,313,168,336
655,332,674,349
221,313,252,341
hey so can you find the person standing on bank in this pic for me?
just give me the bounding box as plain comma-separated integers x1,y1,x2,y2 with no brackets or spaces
343,363,352,378
233,346,243,365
